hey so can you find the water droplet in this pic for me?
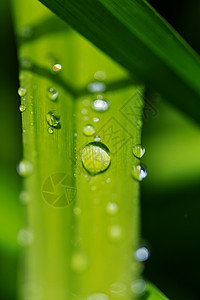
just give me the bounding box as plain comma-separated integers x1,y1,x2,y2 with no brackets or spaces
91,185,96,191
17,160,33,177
106,202,118,215
83,99,90,106
83,116,90,121
133,144,145,159
71,252,88,273
81,108,88,115
52,63,62,72
73,207,81,216
108,225,123,242
19,104,26,112
132,164,147,181
134,247,149,262
130,279,146,295
136,120,143,128
18,87,27,97
19,191,30,204
74,133,77,137
91,99,109,112
83,124,95,137
110,282,127,297
47,127,54,134
87,293,109,300
94,136,101,142
93,117,99,122
20,57,32,69
94,71,106,81
19,27,32,38
106,178,111,183
81,142,111,175
46,110,60,128
17,229,33,246
47,88,58,101
88,82,106,93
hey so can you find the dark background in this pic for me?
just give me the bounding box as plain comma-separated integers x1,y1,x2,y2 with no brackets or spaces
0,0,200,299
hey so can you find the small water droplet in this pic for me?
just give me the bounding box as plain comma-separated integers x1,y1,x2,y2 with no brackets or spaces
83,124,95,137
134,247,149,262
133,144,145,159
47,88,58,101
130,279,146,295
132,164,147,181
136,120,143,128
106,178,111,183
74,133,77,137
93,117,99,122
83,99,90,106
94,71,106,81
47,127,54,134
108,225,123,242
19,191,30,204
17,160,33,177
87,293,109,300
52,63,62,72
94,136,101,142
17,229,33,246
46,110,60,128
83,116,89,121
71,252,88,273
19,27,32,38
110,282,127,298
81,108,88,115
18,87,27,97
81,142,111,175
73,207,81,216
106,202,118,215
88,82,106,93
19,104,26,112
92,99,109,112
20,57,32,69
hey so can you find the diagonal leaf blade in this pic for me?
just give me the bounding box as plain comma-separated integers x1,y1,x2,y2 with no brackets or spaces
38,0,200,123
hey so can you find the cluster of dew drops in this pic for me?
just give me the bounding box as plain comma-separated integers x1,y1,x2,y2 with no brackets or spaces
17,60,149,298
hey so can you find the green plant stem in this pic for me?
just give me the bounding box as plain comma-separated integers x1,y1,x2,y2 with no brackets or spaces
13,0,144,299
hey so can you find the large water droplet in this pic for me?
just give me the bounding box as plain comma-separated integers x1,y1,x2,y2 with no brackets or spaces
71,252,88,273
18,87,27,97
106,202,118,215
46,110,60,128
19,104,26,112
52,63,62,72
130,279,146,295
94,71,106,81
110,282,127,297
83,124,95,136
132,164,147,181
134,247,149,262
133,144,145,159
87,293,109,300
17,229,33,246
17,160,33,177
92,98,109,112
88,82,106,93
47,88,58,101
81,142,111,175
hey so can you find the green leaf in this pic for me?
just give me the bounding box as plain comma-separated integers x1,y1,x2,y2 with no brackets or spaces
38,0,200,124
143,281,169,300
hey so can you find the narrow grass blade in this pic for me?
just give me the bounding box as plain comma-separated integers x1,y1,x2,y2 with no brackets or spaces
13,0,144,299
38,0,200,124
